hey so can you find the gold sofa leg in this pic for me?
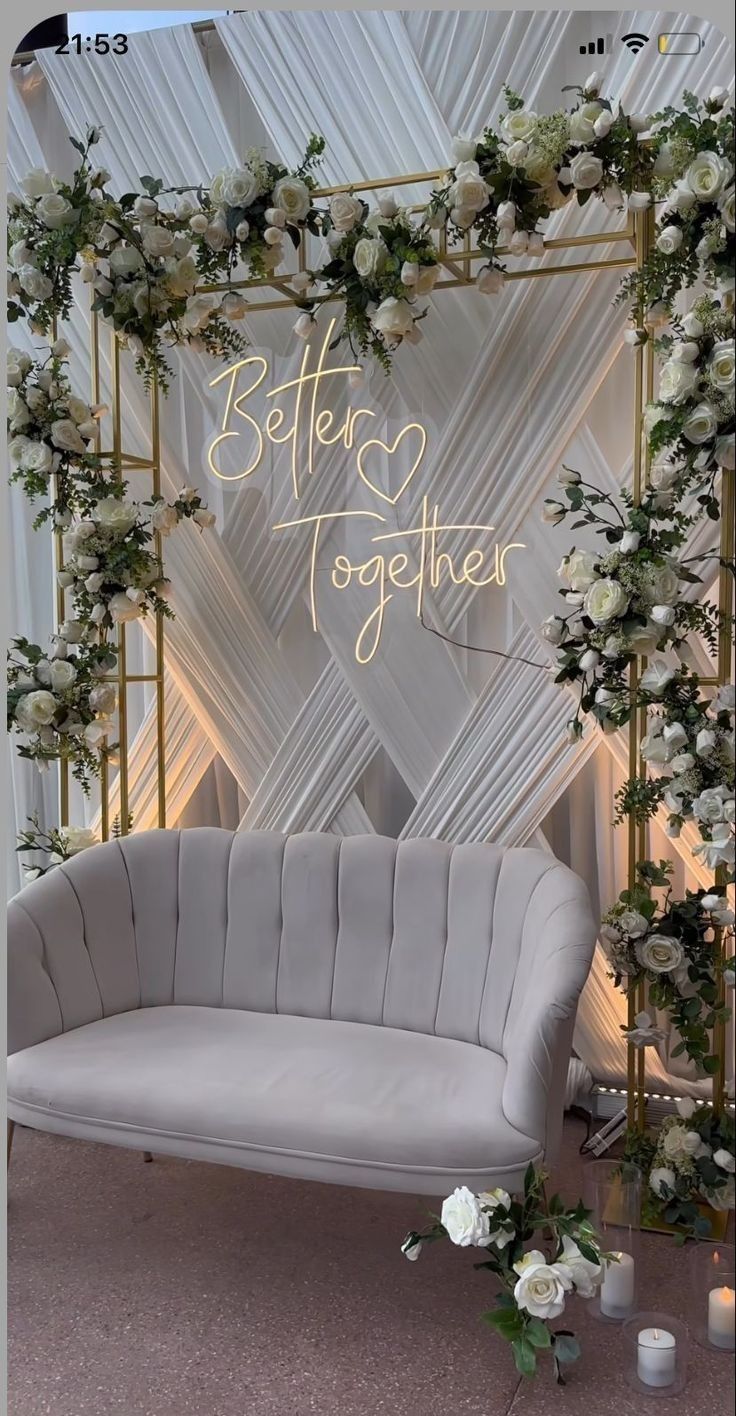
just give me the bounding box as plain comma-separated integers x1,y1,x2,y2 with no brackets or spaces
143,1151,153,1162
7,1119,16,1167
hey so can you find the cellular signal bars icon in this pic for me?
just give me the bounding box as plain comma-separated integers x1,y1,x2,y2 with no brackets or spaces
580,35,612,55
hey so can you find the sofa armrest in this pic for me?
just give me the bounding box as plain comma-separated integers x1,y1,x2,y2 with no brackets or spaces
501,876,596,1158
7,896,64,1056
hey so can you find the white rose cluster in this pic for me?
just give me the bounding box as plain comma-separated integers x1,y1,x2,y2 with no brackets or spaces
7,347,104,492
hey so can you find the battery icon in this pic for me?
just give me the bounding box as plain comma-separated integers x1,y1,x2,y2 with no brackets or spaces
658,32,703,55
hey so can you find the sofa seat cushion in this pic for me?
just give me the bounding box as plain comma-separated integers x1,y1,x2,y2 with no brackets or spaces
7,1005,541,1192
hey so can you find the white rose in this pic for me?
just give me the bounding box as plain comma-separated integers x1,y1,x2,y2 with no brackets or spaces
694,826,735,871
18,264,53,301
620,530,641,553
557,1235,601,1297
559,548,599,593
501,110,538,145
329,193,363,232
680,312,705,340
476,266,505,295
709,339,735,391
50,418,87,454
663,1124,705,1164
15,689,58,730
451,136,477,163
695,727,717,758
640,660,676,695
541,615,566,645
714,1149,736,1174
682,401,718,445
59,826,97,855
167,255,198,298
584,578,629,624
151,502,180,536
636,935,685,974
133,196,158,219
541,499,565,524
189,213,209,235
672,341,700,364
48,660,76,692
719,186,735,234
449,161,490,213
441,1187,493,1247
649,1167,676,1198
66,397,92,427
36,192,76,231
84,720,111,749
570,151,604,190
628,190,652,210
617,910,649,938
94,497,138,536
353,238,388,281
272,176,311,223
579,649,600,672
109,245,145,277
685,151,733,202
21,440,54,476
593,111,613,139
513,1250,571,1319
506,140,529,167
656,224,683,255
193,508,216,528
210,166,259,209
89,682,117,715
108,591,143,623
658,359,699,405
569,101,603,145
141,225,176,258
647,563,680,607
21,168,57,199
371,297,414,342
693,788,729,824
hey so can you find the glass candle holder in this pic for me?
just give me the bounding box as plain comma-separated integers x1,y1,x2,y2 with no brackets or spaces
690,1241,735,1352
622,1312,689,1397
583,1159,641,1322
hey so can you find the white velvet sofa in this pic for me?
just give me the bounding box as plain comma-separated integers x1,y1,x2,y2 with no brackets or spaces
7,830,595,1195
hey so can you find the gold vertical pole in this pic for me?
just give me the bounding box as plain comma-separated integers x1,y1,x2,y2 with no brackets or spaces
111,331,129,835
51,316,70,828
627,207,654,1131
150,370,166,829
713,467,735,1117
90,303,110,843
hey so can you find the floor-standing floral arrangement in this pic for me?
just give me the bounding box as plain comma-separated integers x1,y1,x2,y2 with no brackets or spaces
541,89,734,1230
402,1169,607,1382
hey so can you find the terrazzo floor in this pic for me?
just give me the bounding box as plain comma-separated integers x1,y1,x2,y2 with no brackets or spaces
6,1116,735,1416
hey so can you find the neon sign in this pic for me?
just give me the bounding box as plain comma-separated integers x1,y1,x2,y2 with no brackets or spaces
207,322,525,663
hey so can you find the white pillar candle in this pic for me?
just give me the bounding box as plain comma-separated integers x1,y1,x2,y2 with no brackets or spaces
708,1286,735,1349
600,1251,636,1316
637,1327,677,1388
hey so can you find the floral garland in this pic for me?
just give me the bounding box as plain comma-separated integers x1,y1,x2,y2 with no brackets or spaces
307,196,439,370
8,128,324,389
402,1167,606,1382
538,84,734,1230
7,90,734,377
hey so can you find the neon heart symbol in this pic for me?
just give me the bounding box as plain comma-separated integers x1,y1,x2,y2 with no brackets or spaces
356,423,427,506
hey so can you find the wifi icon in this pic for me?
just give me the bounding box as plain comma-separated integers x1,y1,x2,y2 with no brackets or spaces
622,32,650,54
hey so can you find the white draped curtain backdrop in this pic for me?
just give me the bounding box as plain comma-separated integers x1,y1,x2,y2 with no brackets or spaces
6,10,734,1097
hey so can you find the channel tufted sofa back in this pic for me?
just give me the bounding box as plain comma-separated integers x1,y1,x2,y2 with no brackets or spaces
8,830,595,1156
